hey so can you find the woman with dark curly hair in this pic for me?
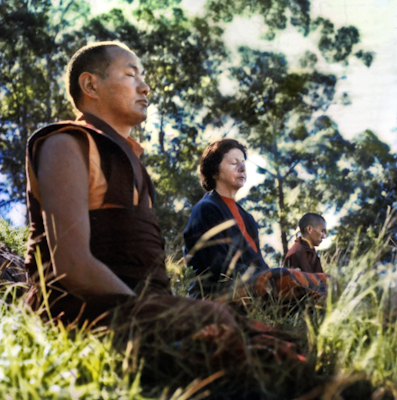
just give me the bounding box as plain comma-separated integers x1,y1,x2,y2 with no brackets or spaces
184,139,268,297
184,139,329,305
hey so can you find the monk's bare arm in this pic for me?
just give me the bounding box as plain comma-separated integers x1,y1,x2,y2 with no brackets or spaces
37,133,134,299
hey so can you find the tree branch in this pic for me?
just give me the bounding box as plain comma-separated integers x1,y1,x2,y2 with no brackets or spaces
0,199,15,209
285,158,302,178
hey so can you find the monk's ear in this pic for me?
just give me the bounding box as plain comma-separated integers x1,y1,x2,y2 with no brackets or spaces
78,72,100,100
306,225,313,235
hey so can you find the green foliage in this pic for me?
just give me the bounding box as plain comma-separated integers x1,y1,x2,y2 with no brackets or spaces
206,0,311,38
0,219,28,256
168,258,195,296
0,0,85,202
311,17,373,66
331,132,397,261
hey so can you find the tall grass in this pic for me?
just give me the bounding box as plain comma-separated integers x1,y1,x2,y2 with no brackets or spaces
307,214,397,398
0,219,28,257
0,289,155,400
0,213,396,399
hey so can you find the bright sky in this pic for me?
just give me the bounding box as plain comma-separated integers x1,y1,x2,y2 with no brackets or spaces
310,0,397,149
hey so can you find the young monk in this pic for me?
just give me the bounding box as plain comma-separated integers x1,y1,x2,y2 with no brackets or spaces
284,213,326,273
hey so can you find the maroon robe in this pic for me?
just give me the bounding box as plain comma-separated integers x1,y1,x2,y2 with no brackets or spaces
283,237,324,273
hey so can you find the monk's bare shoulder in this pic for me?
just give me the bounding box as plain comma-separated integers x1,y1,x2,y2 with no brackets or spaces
36,132,89,174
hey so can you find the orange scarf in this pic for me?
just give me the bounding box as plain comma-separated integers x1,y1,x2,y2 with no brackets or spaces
220,195,258,252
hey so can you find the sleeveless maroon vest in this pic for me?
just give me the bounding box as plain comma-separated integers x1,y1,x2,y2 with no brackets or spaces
25,114,170,319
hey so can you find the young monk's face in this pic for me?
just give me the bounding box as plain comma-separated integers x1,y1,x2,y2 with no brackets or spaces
306,220,327,247
215,148,247,192
95,47,150,127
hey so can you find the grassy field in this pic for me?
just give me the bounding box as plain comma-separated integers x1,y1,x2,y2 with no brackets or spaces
0,218,396,399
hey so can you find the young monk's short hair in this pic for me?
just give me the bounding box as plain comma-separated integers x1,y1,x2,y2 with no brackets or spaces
299,213,325,235
66,41,132,110
200,139,247,191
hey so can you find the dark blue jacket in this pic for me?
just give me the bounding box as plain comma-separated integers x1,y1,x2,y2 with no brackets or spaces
183,191,268,296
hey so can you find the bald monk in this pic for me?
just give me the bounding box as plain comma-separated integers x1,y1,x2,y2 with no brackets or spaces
24,41,311,391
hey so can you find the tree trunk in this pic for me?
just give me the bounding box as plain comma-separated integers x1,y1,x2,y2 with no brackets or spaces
276,177,289,258
272,118,289,258
159,113,165,154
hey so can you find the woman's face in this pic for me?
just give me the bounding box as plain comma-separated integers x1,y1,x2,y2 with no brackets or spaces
215,148,246,192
